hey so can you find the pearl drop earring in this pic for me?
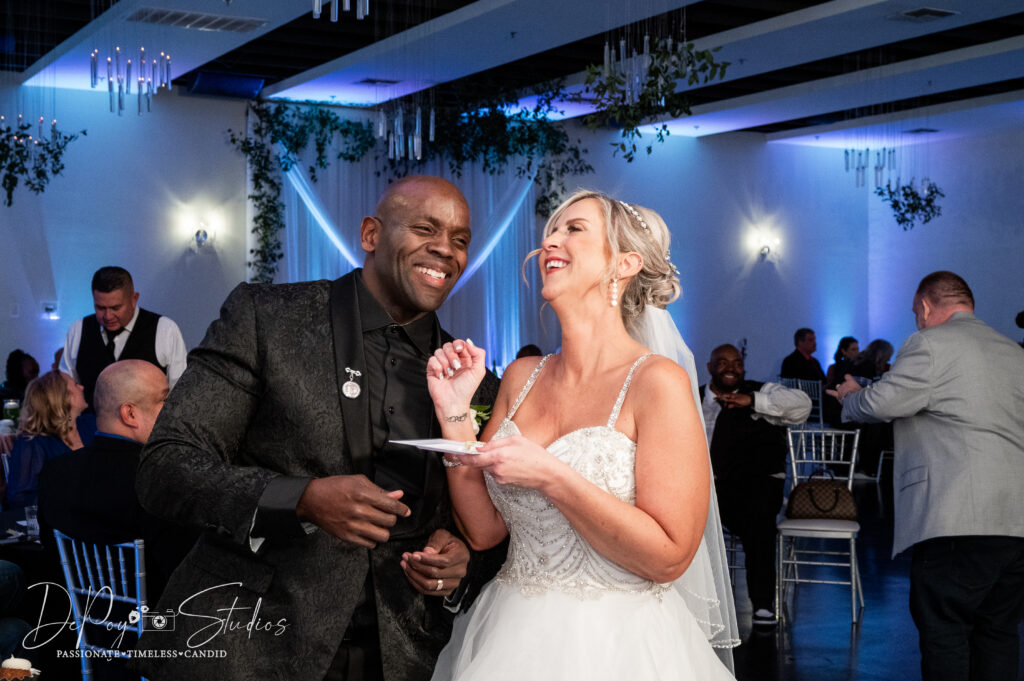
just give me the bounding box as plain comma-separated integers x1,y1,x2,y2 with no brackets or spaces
610,277,619,307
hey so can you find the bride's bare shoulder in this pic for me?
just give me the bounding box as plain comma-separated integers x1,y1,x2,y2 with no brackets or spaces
632,354,694,401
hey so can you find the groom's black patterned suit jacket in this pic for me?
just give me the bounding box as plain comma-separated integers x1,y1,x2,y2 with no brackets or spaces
135,270,501,681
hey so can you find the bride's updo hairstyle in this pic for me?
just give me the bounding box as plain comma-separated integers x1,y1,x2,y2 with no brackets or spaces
531,190,681,331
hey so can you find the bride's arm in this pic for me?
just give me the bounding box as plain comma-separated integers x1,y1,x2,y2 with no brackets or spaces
429,345,538,551
480,357,709,583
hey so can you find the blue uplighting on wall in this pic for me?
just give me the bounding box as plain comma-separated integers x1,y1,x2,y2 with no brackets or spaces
282,158,361,269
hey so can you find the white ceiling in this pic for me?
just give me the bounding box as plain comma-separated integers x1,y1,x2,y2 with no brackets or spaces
12,0,1024,140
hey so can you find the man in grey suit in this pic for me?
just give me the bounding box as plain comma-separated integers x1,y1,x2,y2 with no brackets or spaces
135,176,500,680
831,271,1024,681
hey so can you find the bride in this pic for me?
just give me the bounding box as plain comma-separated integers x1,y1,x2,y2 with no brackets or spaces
425,191,737,680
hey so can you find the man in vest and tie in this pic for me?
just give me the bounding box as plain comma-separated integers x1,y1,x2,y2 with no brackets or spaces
61,266,187,409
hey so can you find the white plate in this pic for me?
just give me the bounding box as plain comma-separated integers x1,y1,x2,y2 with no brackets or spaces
390,438,484,455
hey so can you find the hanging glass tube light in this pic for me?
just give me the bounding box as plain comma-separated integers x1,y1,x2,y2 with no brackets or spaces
107,58,114,113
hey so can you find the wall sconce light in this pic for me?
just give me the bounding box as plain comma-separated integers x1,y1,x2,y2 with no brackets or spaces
745,226,781,261
41,301,59,320
190,220,216,252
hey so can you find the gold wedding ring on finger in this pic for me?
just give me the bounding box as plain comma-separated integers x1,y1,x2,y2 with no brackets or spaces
435,579,444,592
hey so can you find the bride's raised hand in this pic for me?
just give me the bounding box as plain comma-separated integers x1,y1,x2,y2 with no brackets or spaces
427,339,486,418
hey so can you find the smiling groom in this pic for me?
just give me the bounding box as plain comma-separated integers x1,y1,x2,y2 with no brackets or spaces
135,176,500,681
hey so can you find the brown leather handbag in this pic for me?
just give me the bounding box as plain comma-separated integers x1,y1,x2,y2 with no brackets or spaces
785,469,857,521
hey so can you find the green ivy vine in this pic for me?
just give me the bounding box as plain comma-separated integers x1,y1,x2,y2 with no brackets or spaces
874,179,944,230
0,117,85,207
377,82,593,218
229,42,728,281
227,101,375,283
229,88,593,282
571,41,729,161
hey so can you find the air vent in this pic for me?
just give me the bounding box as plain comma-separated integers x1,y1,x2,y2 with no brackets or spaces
894,7,960,22
127,8,267,33
357,78,400,85
905,128,939,134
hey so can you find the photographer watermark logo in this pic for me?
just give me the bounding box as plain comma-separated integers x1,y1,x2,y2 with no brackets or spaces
24,581,288,657
128,606,176,632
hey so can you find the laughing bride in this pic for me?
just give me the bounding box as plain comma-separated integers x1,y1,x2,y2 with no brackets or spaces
425,191,738,680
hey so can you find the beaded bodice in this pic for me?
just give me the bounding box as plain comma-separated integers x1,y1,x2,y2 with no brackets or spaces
487,354,669,599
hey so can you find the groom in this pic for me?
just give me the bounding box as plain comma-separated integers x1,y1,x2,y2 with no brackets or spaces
135,176,501,681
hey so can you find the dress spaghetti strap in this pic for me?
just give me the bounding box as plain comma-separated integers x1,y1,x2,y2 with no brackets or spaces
606,354,653,428
505,354,553,421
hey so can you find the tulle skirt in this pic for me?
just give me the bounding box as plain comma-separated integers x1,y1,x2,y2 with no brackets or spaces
431,580,735,680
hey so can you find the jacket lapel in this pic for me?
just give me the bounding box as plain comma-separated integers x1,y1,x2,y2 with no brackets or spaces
330,272,374,478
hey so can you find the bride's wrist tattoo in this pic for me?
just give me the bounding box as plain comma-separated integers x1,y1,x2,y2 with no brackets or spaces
444,412,468,423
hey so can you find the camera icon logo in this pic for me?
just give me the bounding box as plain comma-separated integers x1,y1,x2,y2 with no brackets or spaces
128,605,176,631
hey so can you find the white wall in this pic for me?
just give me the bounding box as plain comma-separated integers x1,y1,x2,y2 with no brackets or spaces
867,125,1024,349
1,86,248,371
2,88,1020,384
567,121,1024,382
567,125,870,382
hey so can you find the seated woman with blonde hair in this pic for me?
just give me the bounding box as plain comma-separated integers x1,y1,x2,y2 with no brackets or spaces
6,371,89,509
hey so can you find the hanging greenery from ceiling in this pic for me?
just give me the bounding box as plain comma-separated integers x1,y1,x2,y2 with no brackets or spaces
570,40,730,162
874,179,944,230
377,81,593,218
0,117,85,207
229,86,593,282
229,38,728,282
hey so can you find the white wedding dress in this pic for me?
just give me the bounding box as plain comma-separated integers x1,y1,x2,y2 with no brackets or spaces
431,355,735,681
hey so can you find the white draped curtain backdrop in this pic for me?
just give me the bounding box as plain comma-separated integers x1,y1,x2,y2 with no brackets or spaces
274,135,563,372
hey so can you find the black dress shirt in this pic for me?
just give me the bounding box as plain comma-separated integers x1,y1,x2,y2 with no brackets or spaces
356,273,445,537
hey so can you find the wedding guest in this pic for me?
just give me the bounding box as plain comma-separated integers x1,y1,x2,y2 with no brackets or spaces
39,360,197,603
700,343,811,627
838,339,895,474
515,343,542,359
780,328,825,381
60,266,187,409
134,176,499,681
832,271,1024,681
849,339,894,381
5,371,89,509
0,560,30,659
825,336,859,387
0,350,40,403
50,348,63,373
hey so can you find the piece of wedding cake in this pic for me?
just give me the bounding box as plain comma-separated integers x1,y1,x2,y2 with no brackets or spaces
0,656,39,679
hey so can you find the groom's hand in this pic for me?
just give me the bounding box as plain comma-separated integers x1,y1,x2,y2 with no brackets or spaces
296,475,411,548
400,529,469,597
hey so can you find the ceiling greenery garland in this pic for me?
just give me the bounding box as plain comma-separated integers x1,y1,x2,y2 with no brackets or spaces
375,81,593,218
0,117,85,207
571,41,729,162
228,84,594,283
227,101,376,284
229,42,730,283
874,179,945,230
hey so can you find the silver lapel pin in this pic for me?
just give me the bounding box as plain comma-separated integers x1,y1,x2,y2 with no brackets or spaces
342,367,362,399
